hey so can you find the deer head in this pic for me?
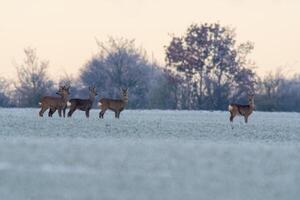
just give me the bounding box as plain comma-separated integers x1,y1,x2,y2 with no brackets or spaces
248,93,255,106
120,87,128,102
56,85,70,99
89,86,98,100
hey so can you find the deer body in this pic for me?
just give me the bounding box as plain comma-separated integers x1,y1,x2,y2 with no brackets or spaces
67,86,97,118
228,95,255,124
39,86,70,117
99,88,128,119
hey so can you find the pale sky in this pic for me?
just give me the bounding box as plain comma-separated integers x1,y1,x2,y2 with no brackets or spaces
1,0,300,80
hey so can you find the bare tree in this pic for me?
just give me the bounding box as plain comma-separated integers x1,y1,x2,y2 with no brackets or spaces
165,23,256,110
0,77,12,107
80,37,162,109
14,47,54,107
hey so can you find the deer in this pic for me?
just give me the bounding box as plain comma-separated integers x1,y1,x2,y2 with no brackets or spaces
228,94,255,128
39,85,70,117
67,86,98,118
98,88,128,119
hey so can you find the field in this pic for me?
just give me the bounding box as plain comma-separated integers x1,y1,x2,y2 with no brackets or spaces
0,108,300,200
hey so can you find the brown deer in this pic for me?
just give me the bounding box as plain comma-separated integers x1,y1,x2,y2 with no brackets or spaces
228,94,255,127
67,86,98,118
39,85,70,117
98,88,128,119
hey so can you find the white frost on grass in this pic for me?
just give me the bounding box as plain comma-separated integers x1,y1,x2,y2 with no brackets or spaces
0,108,300,200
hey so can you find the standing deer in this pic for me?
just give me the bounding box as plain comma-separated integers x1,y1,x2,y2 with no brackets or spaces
67,86,98,118
39,85,70,117
98,88,128,119
228,94,255,127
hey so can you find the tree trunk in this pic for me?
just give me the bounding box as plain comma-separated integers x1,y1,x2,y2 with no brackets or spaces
199,68,203,109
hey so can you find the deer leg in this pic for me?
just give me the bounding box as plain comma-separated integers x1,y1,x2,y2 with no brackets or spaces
85,109,90,118
244,116,248,123
229,112,235,122
52,108,57,116
39,106,48,117
114,111,118,118
52,108,57,117
117,108,124,118
229,112,235,129
48,108,53,117
67,108,76,117
49,108,57,117
49,107,57,117
63,106,67,118
99,109,107,119
58,109,62,117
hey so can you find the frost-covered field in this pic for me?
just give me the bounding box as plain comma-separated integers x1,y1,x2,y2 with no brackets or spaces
0,108,300,200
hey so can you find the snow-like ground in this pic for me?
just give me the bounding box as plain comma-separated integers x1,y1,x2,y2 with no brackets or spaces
0,108,300,200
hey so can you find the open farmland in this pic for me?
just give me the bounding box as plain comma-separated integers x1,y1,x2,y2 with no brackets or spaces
0,108,300,200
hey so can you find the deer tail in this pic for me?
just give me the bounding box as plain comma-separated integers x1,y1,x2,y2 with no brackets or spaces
67,101,71,107
38,102,42,106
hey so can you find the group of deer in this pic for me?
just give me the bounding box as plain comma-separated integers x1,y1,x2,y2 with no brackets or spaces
39,85,128,119
39,85,254,127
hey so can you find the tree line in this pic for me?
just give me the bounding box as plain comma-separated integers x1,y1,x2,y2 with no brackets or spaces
0,23,299,111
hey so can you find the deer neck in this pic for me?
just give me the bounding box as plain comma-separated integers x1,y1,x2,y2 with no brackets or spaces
89,94,96,102
122,96,128,104
249,99,255,108
61,95,68,102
